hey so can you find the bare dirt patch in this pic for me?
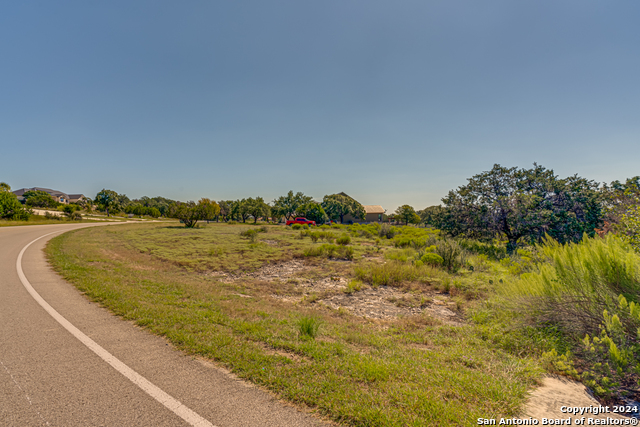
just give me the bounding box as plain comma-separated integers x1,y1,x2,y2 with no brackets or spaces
211,260,462,323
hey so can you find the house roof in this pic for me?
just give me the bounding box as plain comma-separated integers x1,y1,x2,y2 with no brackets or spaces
13,187,70,198
363,205,385,214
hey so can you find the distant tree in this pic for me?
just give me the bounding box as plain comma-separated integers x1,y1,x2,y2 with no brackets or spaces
245,197,270,223
298,201,328,224
133,196,177,216
0,191,31,220
198,198,221,222
94,189,128,216
272,191,313,220
148,207,161,218
321,193,365,224
442,163,602,253
168,198,219,228
418,205,445,228
218,200,233,222
600,176,640,234
394,205,420,226
23,190,59,208
269,204,285,224
0,182,10,192
232,199,252,223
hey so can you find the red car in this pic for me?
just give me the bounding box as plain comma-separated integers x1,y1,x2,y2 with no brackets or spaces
286,217,316,226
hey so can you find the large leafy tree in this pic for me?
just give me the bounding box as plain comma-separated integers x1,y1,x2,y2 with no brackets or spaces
94,189,129,216
245,197,270,223
394,205,420,226
232,199,252,223
23,190,59,208
441,164,602,253
298,201,328,224
321,193,365,224
272,191,313,220
168,198,220,228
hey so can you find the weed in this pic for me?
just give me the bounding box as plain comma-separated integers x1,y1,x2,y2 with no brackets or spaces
343,280,363,294
297,316,322,339
336,235,351,246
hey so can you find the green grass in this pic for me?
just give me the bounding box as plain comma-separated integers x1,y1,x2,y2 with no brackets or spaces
0,214,107,227
45,222,544,426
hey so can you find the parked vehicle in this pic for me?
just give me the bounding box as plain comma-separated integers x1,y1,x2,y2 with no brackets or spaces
286,217,316,226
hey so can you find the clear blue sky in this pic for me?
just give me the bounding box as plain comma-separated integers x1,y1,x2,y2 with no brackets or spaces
2,1,639,212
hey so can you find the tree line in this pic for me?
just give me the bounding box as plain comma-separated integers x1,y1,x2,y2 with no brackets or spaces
2,163,638,253
91,189,367,228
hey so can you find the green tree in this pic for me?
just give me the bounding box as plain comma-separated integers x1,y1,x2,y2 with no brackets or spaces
94,189,128,216
0,191,31,220
168,198,220,228
272,191,313,220
321,193,365,224
600,177,640,234
217,200,233,222
23,190,59,208
298,201,328,224
232,199,252,223
442,164,602,253
245,197,270,223
198,198,221,223
394,205,420,226
418,205,445,228
0,182,11,192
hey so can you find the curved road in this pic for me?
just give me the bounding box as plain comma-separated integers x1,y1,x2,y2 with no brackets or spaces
1,224,328,427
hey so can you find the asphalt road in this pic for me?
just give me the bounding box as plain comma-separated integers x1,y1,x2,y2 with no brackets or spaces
1,223,329,427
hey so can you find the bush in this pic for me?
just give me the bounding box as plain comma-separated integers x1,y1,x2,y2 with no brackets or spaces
421,253,444,266
435,239,467,272
240,229,259,242
336,235,351,245
291,224,302,230
379,223,396,239
0,191,31,220
354,261,423,287
44,211,61,220
500,235,640,336
458,238,507,260
303,244,354,260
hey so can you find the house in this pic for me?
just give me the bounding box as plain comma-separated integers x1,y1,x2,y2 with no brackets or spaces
68,194,87,204
343,205,386,224
13,187,76,204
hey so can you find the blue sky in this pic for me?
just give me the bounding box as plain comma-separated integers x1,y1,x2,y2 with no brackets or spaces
2,1,639,212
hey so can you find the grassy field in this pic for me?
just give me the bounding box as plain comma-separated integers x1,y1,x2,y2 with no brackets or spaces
46,222,546,426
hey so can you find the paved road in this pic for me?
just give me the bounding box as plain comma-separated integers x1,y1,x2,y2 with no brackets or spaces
1,224,329,427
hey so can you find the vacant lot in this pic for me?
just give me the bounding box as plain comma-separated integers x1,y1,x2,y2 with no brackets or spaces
47,222,543,426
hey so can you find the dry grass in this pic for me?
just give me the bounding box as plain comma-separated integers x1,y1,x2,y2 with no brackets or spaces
46,222,544,426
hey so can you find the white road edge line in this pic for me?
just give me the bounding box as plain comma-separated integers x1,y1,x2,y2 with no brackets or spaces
16,230,216,427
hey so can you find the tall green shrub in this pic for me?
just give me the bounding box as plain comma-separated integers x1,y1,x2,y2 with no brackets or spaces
500,235,640,336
